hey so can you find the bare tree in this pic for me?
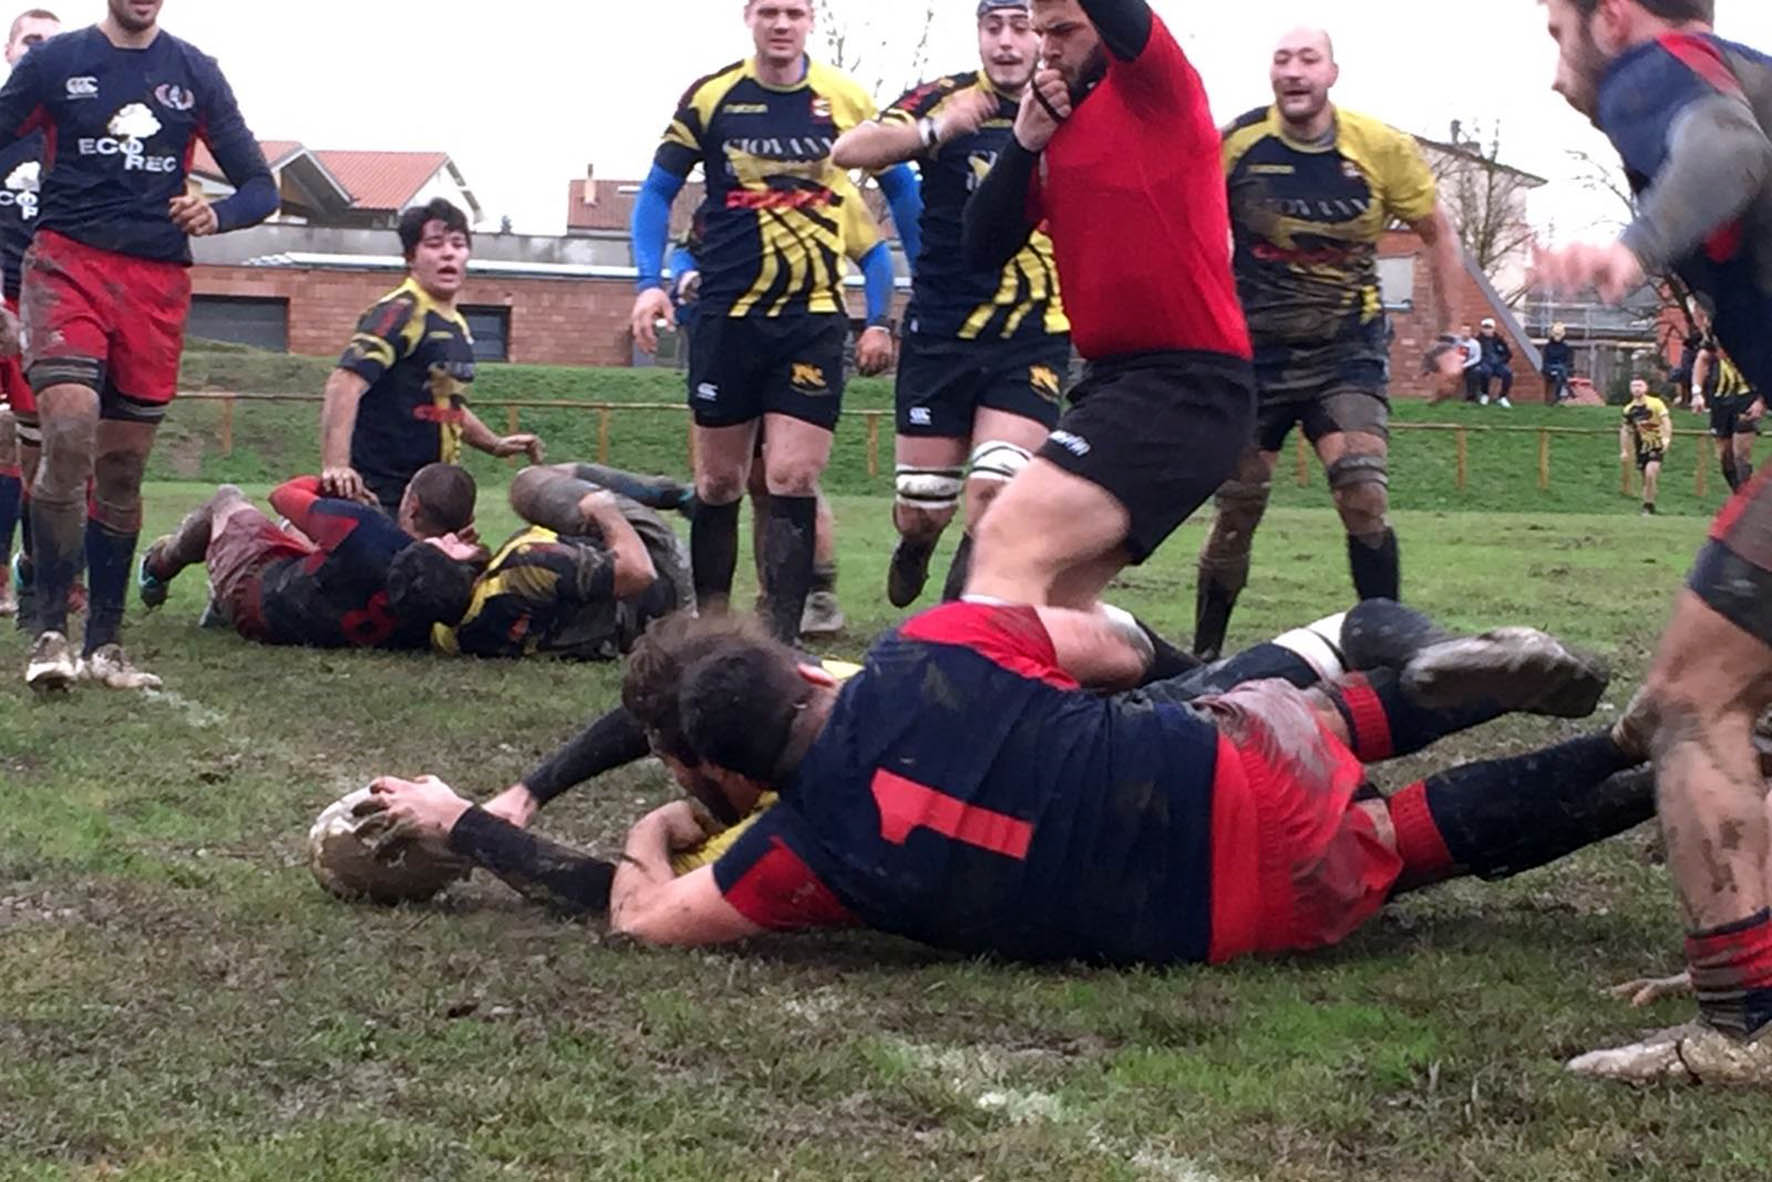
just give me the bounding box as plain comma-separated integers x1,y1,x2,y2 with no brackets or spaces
1426,120,1541,303
818,0,939,100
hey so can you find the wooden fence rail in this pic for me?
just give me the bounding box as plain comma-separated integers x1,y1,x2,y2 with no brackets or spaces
177,391,1722,495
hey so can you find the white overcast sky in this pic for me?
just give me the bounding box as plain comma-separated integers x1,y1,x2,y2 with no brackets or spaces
43,0,1772,236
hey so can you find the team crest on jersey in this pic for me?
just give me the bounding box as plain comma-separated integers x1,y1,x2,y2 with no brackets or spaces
108,104,162,142
64,76,97,99
791,362,829,393
1341,160,1363,180
810,96,832,120
154,84,196,113
2,160,40,219
1029,365,1061,403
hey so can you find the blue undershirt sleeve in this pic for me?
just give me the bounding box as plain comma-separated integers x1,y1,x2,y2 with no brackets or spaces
858,242,894,328
876,163,923,273
631,164,687,294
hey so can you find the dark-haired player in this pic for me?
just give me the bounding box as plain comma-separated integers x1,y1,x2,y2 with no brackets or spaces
628,0,921,644
319,197,542,515
961,0,1254,614
1694,336,1760,492
137,465,481,649
0,6,58,621
1530,0,1772,1080
833,0,1072,607
368,600,1651,965
435,462,692,661
1193,25,1464,659
0,0,278,691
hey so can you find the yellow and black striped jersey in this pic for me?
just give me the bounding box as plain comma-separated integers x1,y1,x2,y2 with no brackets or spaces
335,277,476,509
656,57,876,319
1624,396,1671,453
881,72,1068,342
1224,106,1437,389
1705,340,1754,401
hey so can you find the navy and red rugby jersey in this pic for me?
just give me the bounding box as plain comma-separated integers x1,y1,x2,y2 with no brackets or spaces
256,477,425,650
1028,13,1249,363
0,26,274,263
0,130,43,300
710,601,1225,964
1597,33,1772,393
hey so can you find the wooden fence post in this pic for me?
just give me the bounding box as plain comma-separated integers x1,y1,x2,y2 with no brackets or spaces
866,413,880,479
687,420,698,472
1620,458,1633,497
597,407,612,464
219,395,234,459
1455,427,1468,491
505,405,519,436
1538,429,1551,491
1295,434,1309,488
1696,449,1708,498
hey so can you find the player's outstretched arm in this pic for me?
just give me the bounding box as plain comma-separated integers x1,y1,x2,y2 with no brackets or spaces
1077,0,1154,61
488,707,656,828
195,67,276,234
318,369,372,502
1410,203,1464,339
609,802,763,947
447,806,618,914
461,407,544,464
962,144,1040,271
629,165,689,353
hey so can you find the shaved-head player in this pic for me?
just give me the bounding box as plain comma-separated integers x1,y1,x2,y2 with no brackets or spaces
1193,26,1464,660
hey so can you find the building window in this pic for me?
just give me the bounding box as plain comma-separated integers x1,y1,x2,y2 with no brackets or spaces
1377,256,1416,312
462,305,510,363
188,295,289,352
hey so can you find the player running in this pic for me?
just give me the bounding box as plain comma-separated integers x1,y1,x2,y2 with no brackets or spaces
318,198,542,515
961,0,1253,612
435,462,692,661
832,0,1073,607
1193,27,1465,660
0,7,56,621
1620,377,1673,515
0,0,279,691
1693,334,1760,493
1532,0,1772,1082
627,0,918,645
136,466,480,650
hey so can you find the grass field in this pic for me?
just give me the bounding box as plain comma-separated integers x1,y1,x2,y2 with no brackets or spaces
4,464,1768,1179
163,345,1742,516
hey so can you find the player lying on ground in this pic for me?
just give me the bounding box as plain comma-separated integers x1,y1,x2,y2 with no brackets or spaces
1532,0,1772,1083
433,462,694,661
137,466,481,649
366,602,1658,972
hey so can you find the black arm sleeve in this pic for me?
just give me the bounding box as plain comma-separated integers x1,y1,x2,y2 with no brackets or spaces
1078,0,1153,61
521,706,653,807
447,806,617,914
963,140,1041,272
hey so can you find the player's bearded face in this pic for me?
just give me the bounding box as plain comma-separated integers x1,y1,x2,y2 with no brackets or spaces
107,0,162,33
1544,0,1610,120
1270,43,1335,124
1033,0,1106,92
979,12,1038,94
409,221,470,299
747,0,813,69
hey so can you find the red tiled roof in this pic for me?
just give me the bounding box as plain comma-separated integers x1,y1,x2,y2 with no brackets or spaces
310,150,451,212
191,138,303,178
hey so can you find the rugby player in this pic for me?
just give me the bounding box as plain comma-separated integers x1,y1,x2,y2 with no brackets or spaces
318,198,543,516
0,0,278,691
0,7,56,621
1693,335,1760,492
961,0,1253,612
1531,0,1772,1081
136,466,480,649
628,0,920,645
832,0,1072,608
366,602,1648,965
1619,376,1672,515
434,463,692,661
1194,30,1464,659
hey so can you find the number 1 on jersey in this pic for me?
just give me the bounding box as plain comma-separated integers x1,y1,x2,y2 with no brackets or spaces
871,769,1033,861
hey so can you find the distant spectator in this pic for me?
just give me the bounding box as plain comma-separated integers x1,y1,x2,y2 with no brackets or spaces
1458,322,1484,402
1477,318,1514,407
1542,323,1575,404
